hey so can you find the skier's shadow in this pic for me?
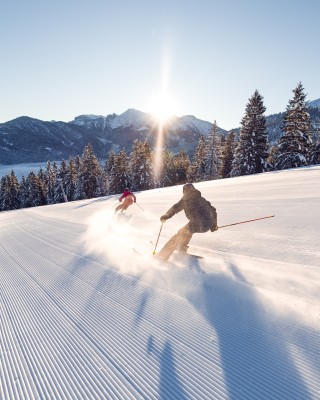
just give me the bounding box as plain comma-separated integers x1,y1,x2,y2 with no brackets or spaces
187,262,315,400
147,336,188,400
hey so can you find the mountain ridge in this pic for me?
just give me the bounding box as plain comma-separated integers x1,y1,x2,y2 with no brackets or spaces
1,100,319,165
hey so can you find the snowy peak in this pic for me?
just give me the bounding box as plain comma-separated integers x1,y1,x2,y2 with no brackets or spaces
175,115,212,135
70,109,151,131
108,108,148,129
70,109,215,135
309,98,320,109
0,109,222,164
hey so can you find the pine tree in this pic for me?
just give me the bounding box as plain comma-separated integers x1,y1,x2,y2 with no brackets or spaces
267,145,279,170
45,161,57,204
205,120,221,180
311,139,320,165
37,168,48,206
173,150,190,185
54,160,69,203
19,175,28,209
79,144,102,199
104,150,116,195
109,149,131,194
25,171,44,208
158,148,176,187
189,134,207,182
105,150,116,175
220,131,236,178
8,171,21,210
311,122,320,164
275,82,312,170
232,90,269,176
0,176,10,211
74,155,86,200
129,140,154,191
65,157,77,201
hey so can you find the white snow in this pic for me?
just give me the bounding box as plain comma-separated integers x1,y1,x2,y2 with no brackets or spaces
109,109,147,130
309,99,320,109
173,115,212,135
1,166,320,399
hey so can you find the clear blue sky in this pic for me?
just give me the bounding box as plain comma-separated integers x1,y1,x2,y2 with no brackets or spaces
1,0,320,130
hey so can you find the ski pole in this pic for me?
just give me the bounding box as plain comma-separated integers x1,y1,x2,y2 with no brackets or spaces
218,215,275,229
153,223,163,255
135,202,144,211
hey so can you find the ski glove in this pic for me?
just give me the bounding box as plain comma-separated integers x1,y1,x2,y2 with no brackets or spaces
210,225,218,232
160,215,168,223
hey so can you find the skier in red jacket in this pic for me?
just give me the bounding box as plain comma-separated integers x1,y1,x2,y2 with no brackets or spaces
115,188,136,213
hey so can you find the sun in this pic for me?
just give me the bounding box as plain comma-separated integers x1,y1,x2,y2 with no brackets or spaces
149,95,175,124
152,103,172,123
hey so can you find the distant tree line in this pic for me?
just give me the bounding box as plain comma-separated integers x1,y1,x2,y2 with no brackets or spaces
1,82,320,212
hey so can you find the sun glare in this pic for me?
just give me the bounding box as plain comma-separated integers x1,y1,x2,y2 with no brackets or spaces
150,95,175,124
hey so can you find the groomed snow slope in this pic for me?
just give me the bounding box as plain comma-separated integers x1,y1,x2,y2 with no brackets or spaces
1,166,320,400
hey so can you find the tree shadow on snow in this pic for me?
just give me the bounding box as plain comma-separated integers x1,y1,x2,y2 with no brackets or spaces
187,262,315,400
73,195,117,209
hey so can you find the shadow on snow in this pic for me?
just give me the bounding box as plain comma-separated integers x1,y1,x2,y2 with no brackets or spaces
186,261,316,400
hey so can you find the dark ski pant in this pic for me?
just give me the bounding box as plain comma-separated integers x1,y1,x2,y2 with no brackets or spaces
156,224,193,262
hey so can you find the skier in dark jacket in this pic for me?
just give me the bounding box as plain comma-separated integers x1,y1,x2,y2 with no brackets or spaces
155,183,218,261
115,188,136,213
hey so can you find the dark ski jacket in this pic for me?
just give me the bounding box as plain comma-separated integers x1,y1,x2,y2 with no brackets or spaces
161,184,217,233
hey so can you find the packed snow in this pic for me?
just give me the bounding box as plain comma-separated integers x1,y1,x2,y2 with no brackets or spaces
1,166,320,399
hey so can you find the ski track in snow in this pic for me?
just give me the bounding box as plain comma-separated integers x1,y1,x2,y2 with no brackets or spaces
1,166,320,399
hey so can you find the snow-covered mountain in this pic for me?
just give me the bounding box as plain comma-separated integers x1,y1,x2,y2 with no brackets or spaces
1,166,320,399
70,108,213,135
265,100,320,144
309,98,320,109
0,110,216,164
71,109,150,131
1,99,320,164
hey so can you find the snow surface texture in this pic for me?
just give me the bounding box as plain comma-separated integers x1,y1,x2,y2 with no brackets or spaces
1,166,320,400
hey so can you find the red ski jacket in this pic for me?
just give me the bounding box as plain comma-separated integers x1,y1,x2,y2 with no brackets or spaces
119,190,136,204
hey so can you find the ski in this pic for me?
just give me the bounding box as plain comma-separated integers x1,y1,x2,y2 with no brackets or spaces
181,253,203,259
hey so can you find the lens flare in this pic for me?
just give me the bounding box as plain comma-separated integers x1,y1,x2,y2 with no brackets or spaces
148,52,180,183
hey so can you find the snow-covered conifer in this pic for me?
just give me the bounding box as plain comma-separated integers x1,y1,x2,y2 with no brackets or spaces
105,150,116,175
37,168,48,206
129,140,155,191
54,160,69,203
0,173,20,211
311,133,320,164
232,90,269,176
220,131,236,178
275,82,312,170
65,157,77,201
0,176,10,211
45,161,56,204
173,150,190,185
108,149,131,194
19,175,27,209
74,155,86,200
189,134,207,182
79,144,102,199
25,171,44,208
205,120,221,180
158,148,176,188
